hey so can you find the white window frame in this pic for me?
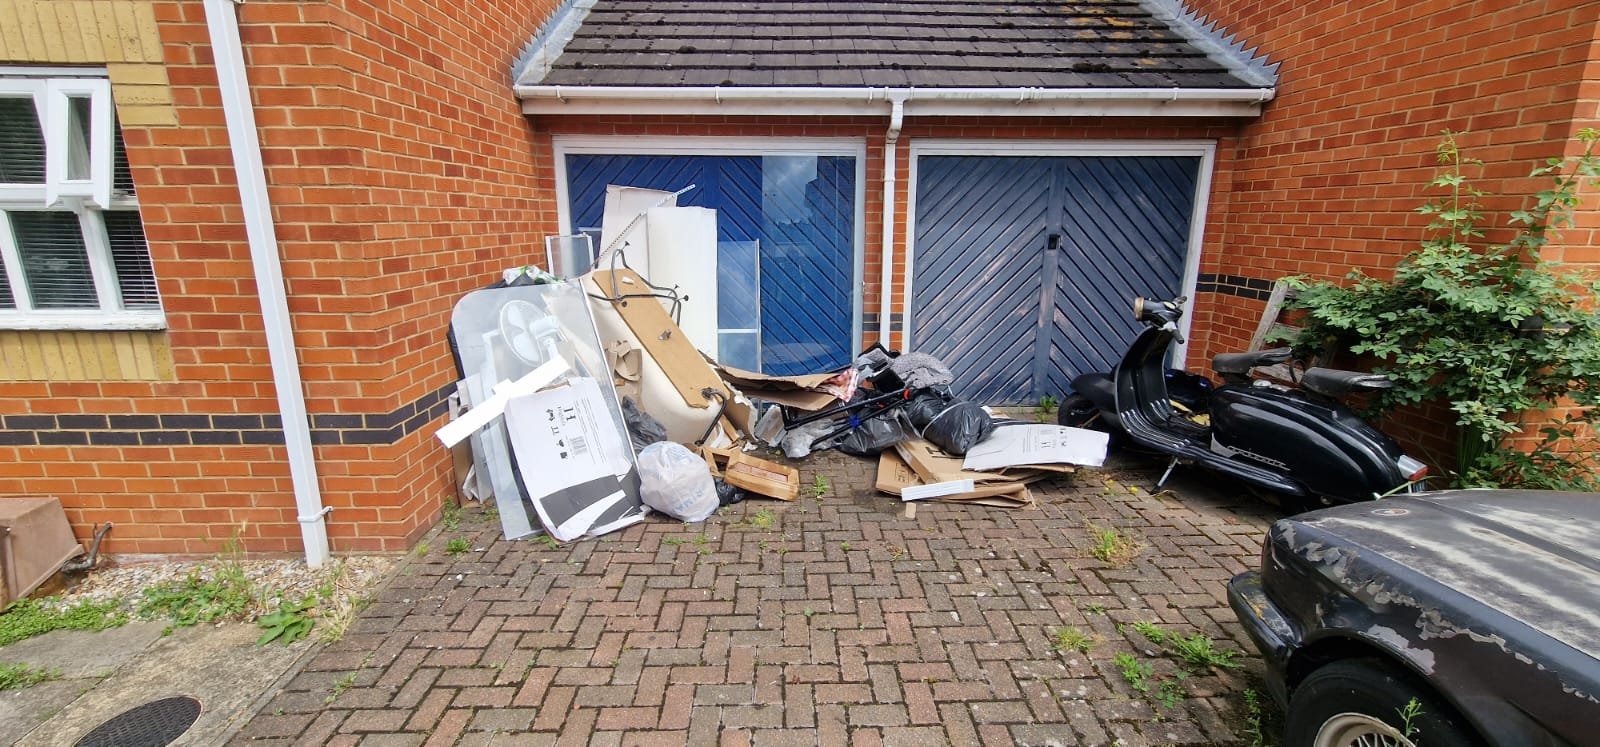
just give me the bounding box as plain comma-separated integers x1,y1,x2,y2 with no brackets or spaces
0,73,163,331
44,77,114,209
551,135,869,359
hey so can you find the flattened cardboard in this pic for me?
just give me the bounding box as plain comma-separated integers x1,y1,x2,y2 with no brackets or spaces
893,438,1018,485
963,424,1108,471
714,364,839,412
740,387,837,412
715,365,834,391
894,437,1075,486
875,450,1033,508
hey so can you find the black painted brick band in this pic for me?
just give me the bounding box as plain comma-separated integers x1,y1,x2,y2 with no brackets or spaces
1196,273,1274,302
0,382,456,449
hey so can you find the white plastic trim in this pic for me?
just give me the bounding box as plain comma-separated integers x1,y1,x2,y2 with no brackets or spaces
519,85,1275,118
204,0,330,569
0,311,167,331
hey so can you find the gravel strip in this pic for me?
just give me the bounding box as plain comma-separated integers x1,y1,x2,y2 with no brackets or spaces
49,555,397,621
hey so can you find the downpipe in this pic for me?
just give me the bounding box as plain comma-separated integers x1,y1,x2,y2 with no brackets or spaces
878,93,906,348
203,0,331,568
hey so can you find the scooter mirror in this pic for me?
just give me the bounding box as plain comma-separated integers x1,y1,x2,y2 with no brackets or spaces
1132,297,1146,321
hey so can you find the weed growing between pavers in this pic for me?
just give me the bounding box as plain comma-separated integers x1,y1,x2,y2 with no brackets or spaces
1242,687,1268,746
664,533,714,555
1034,394,1059,422
1131,620,1167,644
1049,626,1095,654
1087,523,1142,566
1113,652,1153,694
444,537,471,556
324,671,357,704
740,508,777,530
1170,632,1242,672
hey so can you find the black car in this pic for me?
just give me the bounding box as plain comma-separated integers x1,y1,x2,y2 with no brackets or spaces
1228,490,1600,746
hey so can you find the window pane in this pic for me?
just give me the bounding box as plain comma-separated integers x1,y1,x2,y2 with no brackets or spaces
0,97,45,184
66,95,91,181
0,253,13,309
105,211,159,309
113,120,134,193
13,211,96,309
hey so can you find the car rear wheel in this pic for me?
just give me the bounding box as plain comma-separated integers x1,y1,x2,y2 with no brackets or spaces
1287,659,1481,747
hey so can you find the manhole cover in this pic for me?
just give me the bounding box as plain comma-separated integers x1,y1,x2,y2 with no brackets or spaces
75,696,202,747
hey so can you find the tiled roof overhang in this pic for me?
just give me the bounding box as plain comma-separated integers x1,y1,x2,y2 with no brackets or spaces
514,0,1277,118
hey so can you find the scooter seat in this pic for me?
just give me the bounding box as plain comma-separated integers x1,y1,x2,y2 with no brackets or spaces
1212,347,1292,376
1300,367,1393,398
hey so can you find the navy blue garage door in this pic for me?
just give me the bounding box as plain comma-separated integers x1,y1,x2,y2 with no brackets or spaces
566,154,857,375
912,155,1200,405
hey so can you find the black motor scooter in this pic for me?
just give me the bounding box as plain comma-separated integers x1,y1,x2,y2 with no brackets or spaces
1063,296,1428,508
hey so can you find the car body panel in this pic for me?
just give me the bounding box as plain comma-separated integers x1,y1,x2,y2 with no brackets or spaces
1230,490,1600,746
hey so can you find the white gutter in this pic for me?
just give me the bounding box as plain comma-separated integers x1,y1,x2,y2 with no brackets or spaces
878,93,906,348
203,0,331,569
518,85,1275,117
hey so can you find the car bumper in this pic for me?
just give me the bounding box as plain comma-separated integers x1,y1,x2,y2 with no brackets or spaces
1227,571,1300,709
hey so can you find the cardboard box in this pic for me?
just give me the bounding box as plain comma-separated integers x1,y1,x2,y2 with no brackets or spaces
702,447,800,501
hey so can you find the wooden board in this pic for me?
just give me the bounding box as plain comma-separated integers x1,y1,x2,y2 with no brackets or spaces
591,269,732,409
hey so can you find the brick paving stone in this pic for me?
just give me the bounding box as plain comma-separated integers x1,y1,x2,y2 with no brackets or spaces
229,453,1278,746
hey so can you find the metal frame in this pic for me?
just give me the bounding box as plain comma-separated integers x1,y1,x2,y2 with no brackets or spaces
551,135,869,361
902,139,1217,367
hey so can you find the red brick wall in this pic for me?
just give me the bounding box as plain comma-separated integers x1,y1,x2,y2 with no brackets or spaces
1181,0,1600,465
0,0,558,555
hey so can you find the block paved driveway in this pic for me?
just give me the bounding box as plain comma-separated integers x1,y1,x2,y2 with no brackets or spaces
232,452,1281,746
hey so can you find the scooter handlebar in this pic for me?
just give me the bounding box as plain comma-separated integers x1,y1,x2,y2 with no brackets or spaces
1133,296,1187,327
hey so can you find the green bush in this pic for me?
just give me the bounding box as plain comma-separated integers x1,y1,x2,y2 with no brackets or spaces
1286,130,1600,489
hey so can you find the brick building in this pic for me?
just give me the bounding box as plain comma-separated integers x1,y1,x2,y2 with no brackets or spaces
0,0,1595,560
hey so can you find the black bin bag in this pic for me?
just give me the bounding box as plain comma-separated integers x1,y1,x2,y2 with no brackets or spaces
920,401,993,456
837,413,914,457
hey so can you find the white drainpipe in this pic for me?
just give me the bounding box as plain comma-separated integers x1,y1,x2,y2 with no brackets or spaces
878,93,906,348
203,0,330,568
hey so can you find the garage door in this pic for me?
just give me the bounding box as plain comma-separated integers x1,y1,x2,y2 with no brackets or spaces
911,155,1200,405
565,154,857,375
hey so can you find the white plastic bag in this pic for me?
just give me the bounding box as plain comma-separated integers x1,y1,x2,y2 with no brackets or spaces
637,442,718,523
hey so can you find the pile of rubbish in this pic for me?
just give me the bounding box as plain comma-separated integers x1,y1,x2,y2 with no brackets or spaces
437,186,1108,543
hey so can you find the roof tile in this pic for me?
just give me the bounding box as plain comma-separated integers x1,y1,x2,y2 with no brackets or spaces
534,0,1264,89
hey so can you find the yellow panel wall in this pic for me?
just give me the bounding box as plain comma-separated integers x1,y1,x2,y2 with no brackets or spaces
0,330,174,381
0,1,177,124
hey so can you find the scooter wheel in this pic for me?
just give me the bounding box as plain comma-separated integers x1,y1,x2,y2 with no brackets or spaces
1056,394,1101,429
